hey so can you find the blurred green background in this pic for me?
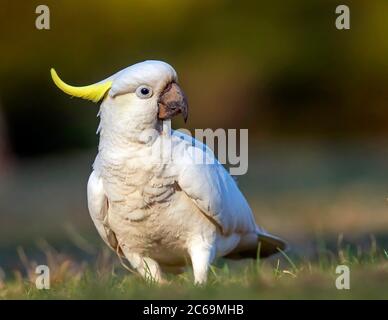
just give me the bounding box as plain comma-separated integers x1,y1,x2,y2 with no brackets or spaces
1,0,388,277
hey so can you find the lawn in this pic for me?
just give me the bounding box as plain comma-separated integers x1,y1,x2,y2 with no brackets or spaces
1,237,387,299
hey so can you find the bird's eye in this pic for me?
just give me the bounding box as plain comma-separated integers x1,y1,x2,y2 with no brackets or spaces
136,85,153,99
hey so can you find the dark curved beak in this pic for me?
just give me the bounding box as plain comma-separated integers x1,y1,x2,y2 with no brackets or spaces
157,82,188,123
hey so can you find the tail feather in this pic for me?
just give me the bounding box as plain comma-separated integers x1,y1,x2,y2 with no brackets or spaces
225,232,288,260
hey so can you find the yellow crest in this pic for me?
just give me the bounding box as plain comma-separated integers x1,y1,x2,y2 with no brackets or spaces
50,68,112,103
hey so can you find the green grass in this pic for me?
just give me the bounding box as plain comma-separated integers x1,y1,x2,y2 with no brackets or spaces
1,243,388,299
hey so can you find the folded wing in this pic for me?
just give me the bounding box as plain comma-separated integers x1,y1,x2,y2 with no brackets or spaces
172,131,257,236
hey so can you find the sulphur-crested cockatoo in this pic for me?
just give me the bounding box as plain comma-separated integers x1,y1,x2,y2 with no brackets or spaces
51,60,286,284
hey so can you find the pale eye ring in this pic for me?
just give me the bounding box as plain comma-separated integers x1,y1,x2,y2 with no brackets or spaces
135,85,153,99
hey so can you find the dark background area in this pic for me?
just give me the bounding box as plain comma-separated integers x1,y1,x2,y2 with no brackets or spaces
1,0,388,159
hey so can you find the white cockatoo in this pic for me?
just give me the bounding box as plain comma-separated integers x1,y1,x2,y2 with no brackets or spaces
51,60,287,284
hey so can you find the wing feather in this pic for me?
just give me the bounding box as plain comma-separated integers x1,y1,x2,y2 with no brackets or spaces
87,171,119,251
172,131,257,236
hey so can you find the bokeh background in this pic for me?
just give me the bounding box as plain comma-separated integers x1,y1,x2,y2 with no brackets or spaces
1,0,388,278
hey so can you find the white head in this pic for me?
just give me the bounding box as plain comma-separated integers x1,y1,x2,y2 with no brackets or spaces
51,60,188,141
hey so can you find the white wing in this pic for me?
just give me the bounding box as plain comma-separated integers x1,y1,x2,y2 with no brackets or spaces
172,131,258,236
87,171,118,251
